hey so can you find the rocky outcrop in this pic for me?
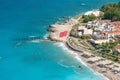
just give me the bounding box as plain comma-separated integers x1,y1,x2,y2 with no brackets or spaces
48,18,79,42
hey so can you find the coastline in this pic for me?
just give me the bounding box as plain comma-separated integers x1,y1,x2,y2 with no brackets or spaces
47,11,108,78
55,42,109,80
53,40,119,80
47,9,120,80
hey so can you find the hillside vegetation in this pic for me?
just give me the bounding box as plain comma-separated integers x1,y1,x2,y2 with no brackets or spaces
100,1,120,21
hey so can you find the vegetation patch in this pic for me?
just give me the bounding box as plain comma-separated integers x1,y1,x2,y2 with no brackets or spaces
100,2,120,21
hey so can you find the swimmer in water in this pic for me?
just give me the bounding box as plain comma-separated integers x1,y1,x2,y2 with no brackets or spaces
78,66,82,68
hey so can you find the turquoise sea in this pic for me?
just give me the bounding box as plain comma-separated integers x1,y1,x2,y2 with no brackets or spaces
0,0,118,80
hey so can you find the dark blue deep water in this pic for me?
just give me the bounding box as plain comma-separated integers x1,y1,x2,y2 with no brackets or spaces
0,0,118,80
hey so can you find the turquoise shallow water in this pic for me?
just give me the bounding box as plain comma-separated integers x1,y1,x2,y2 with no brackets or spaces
0,0,118,80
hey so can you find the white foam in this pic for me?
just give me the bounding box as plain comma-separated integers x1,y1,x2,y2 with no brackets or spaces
81,3,86,6
30,40,43,43
54,42,87,66
54,42,109,80
84,10,101,17
58,62,76,68
28,36,37,38
43,33,49,39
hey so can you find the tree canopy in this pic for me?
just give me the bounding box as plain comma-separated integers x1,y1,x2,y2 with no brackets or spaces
100,1,120,21
82,14,97,23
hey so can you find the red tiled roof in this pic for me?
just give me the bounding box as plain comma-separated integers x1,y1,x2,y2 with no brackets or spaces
104,30,120,34
113,38,118,40
99,20,111,24
114,45,120,49
110,21,120,28
100,33,105,36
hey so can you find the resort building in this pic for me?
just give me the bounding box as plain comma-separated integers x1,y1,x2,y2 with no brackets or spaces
77,25,93,37
76,19,120,44
85,20,120,44
104,30,120,38
110,21,120,31
90,39,110,44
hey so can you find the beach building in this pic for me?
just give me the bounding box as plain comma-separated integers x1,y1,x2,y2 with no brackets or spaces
104,30,120,38
86,21,94,29
89,39,110,44
90,20,120,44
77,26,93,37
95,20,111,30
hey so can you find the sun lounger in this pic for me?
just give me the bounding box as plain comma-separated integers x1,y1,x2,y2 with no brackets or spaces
81,54,90,58
97,64,105,68
87,61,94,64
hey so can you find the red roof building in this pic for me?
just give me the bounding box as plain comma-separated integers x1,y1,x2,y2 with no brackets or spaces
114,45,120,50
114,45,120,53
110,21,120,30
99,20,111,24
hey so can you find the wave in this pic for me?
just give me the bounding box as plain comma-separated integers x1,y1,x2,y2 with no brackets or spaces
54,42,109,80
54,42,87,66
43,33,49,39
28,36,37,38
81,3,86,6
30,40,44,43
28,34,49,43
58,62,77,69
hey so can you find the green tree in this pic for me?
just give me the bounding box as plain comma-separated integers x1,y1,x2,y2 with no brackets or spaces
82,14,97,23
109,39,113,44
100,1,120,21
114,57,119,62
113,50,119,56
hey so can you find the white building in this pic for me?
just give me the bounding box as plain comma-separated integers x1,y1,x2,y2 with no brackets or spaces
78,26,93,36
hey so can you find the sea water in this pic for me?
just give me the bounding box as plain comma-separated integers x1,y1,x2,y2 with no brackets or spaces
0,0,118,80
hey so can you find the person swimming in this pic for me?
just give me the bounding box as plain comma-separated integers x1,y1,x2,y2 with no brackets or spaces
78,65,82,68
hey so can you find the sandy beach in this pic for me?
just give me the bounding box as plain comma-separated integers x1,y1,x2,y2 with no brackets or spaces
65,36,120,80
64,40,120,80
